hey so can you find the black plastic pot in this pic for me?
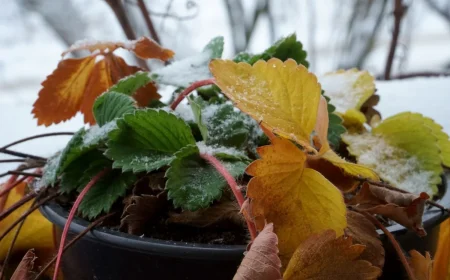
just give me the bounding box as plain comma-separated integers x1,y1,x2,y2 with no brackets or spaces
40,179,450,280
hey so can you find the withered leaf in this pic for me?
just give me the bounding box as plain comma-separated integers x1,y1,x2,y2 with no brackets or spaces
120,191,167,235
283,230,382,280
233,223,282,280
10,249,36,280
409,250,433,280
360,94,381,127
346,211,385,269
349,183,429,236
167,200,244,228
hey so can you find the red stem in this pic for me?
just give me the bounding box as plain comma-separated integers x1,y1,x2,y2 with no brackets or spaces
52,169,108,280
170,79,216,110
200,153,257,241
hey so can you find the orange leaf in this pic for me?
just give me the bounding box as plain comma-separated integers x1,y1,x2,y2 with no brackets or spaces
233,223,282,280
62,37,174,61
409,250,433,280
348,183,429,236
433,218,450,280
346,211,385,268
32,57,96,126
283,230,382,280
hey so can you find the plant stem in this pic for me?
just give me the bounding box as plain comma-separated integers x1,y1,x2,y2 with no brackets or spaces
0,149,46,161
0,192,37,222
0,132,74,151
136,0,160,44
0,193,58,242
170,79,216,110
52,169,109,280
200,153,257,241
384,0,405,80
0,159,25,164
34,212,115,280
359,210,417,280
0,171,42,178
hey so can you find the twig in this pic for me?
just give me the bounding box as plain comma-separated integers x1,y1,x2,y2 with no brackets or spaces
0,149,46,161
389,71,450,80
0,197,38,280
136,0,160,44
0,159,25,164
34,212,116,280
104,0,149,71
0,171,42,178
52,169,109,280
0,132,74,151
0,193,37,222
384,0,406,80
170,79,216,110
200,153,257,241
358,210,417,280
0,193,58,242
0,175,19,211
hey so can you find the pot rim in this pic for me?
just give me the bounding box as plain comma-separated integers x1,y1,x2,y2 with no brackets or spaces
40,176,450,259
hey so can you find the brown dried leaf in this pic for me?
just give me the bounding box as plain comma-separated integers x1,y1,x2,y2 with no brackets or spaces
283,230,382,280
168,200,244,227
32,57,96,126
62,37,174,61
346,211,385,268
10,249,36,280
120,191,167,235
360,94,381,126
233,223,282,280
349,183,429,236
409,250,433,280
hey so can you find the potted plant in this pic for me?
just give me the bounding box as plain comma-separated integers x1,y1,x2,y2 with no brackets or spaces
0,34,448,280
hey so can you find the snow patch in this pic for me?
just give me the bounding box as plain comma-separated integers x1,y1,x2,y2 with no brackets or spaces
342,132,435,195
319,71,362,113
82,121,117,147
196,141,246,158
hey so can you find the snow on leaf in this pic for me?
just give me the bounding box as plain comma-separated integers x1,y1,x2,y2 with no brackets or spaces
409,250,433,280
62,37,174,61
283,230,382,280
319,68,375,114
0,182,54,261
246,136,347,265
233,223,282,280
33,52,160,125
105,109,195,173
165,145,247,211
93,92,136,127
210,58,321,149
151,36,222,87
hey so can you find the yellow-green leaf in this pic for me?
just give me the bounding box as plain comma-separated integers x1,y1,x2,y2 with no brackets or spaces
210,58,321,148
246,137,347,265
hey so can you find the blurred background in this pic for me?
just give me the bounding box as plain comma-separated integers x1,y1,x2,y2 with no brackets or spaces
0,0,450,172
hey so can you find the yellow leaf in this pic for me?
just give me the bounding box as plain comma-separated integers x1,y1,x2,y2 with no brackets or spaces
409,250,433,280
283,230,382,280
373,112,443,188
421,115,450,168
319,68,375,113
342,108,367,131
0,182,54,261
246,137,347,264
433,218,450,280
210,58,321,148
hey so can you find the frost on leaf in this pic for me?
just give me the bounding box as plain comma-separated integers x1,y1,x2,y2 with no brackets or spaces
233,224,282,280
246,136,347,265
283,230,382,280
33,37,169,125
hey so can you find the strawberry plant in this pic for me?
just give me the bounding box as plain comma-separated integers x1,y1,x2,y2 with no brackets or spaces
1,33,449,280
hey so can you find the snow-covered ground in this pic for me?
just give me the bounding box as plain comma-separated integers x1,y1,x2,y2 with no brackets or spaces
1,0,450,175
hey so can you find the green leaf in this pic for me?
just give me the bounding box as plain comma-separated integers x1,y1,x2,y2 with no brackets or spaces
82,121,118,149
233,34,309,67
323,94,346,148
203,36,224,59
79,171,136,219
108,71,153,96
105,109,196,173
60,150,110,193
188,96,208,140
39,152,63,188
165,145,247,211
93,92,135,127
